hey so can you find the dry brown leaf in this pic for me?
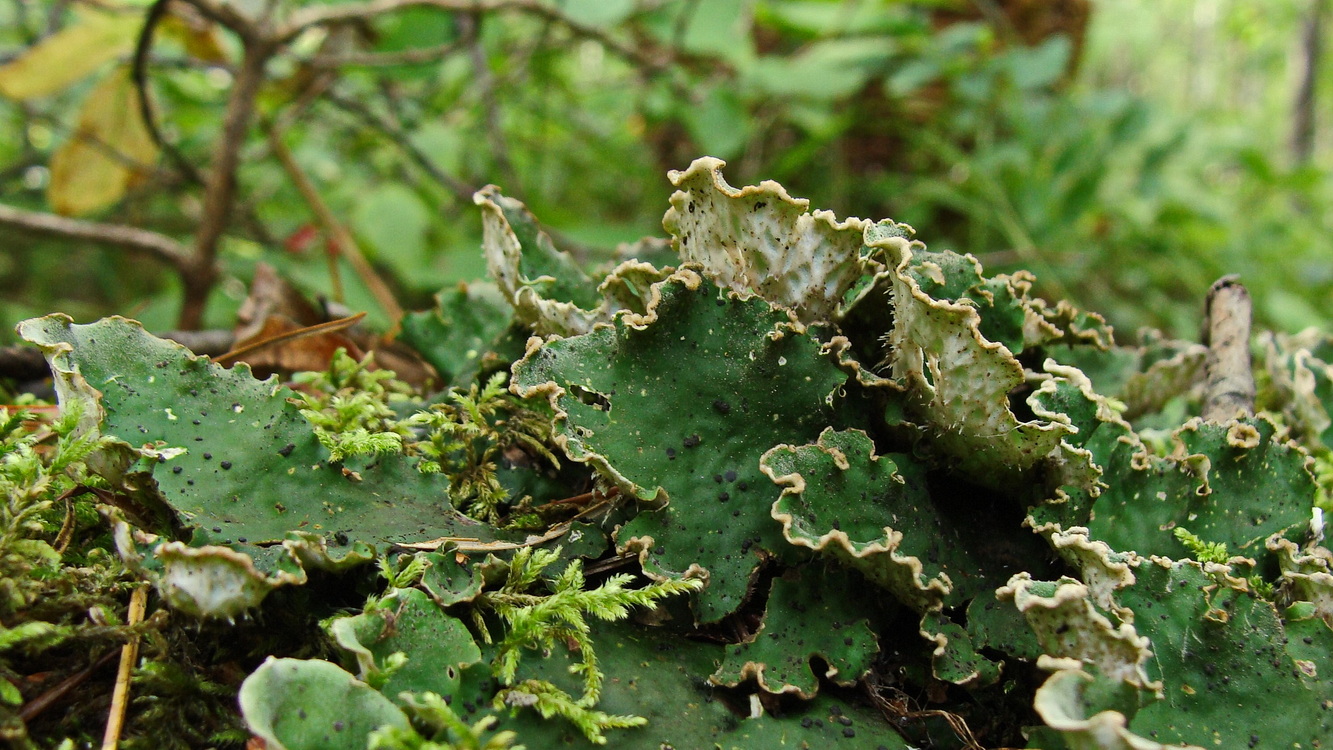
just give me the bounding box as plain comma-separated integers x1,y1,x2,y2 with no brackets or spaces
235,263,326,341
228,314,366,378
231,263,436,386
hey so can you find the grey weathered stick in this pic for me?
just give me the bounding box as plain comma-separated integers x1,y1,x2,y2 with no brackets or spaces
0,203,192,270
1201,275,1255,422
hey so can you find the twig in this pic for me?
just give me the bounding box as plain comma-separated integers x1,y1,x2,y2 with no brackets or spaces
101,586,149,750
310,38,465,67
1201,275,1255,422
543,486,619,507
52,485,93,555
212,311,366,366
321,89,477,204
670,0,700,49
266,126,405,325
1292,0,1325,165
182,35,276,329
0,203,192,269
132,0,205,185
276,0,674,74
175,0,256,37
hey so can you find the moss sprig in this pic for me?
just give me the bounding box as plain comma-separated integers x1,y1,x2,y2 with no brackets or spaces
470,546,700,743
405,372,559,524
1172,527,1230,564
1172,527,1276,598
0,401,114,617
291,350,413,462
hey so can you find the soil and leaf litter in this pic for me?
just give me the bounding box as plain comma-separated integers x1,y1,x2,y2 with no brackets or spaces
7,157,1333,748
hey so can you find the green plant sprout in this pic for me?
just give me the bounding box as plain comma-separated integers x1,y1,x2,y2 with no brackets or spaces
405,372,559,524
291,350,414,462
474,546,701,744
1171,526,1230,564
369,692,522,750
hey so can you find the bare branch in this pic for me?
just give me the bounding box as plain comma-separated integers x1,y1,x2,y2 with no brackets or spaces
1292,0,1325,165
175,0,258,38
1202,275,1255,422
0,202,192,269
133,0,208,186
459,12,522,197
182,36,275,328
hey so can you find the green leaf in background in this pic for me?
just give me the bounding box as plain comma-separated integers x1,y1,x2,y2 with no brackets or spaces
352,183,433,285
682,87,749,160
746,38,894,101
560,0,637,27
367,6,456,81
1001,35,1071,91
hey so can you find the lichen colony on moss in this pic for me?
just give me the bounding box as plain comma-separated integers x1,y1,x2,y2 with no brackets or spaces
13,157,1333,749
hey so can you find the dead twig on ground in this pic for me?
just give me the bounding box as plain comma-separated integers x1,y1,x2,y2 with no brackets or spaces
1202,275,1255,422
101,586,149,750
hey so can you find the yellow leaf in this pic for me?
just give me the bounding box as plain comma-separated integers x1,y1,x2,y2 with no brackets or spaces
160,14,229,64
0,9,144,100
48,66,160,216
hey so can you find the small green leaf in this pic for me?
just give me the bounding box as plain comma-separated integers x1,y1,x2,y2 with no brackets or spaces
239,658,410,750
327,587,482,699
712,566,880,697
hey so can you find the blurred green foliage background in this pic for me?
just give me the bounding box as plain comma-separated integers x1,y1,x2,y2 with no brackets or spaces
0,0,1330,342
